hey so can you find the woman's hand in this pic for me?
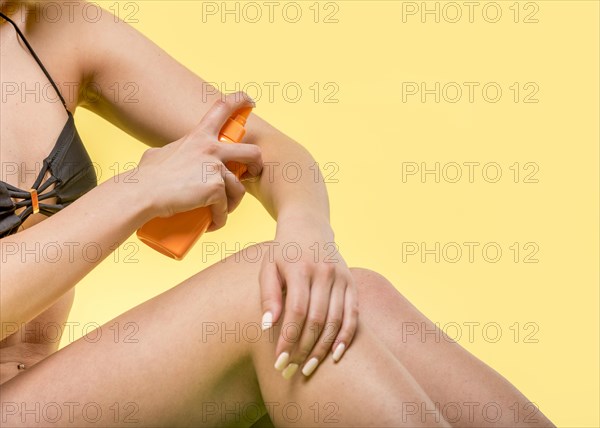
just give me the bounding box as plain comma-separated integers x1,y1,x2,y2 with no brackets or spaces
259,214,359,379
137,92,262,231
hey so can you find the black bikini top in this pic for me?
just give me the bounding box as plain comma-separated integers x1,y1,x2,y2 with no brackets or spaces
0,11,97,238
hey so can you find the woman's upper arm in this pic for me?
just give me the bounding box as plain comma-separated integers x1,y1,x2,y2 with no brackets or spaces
76,3,228,147
72,0,287,203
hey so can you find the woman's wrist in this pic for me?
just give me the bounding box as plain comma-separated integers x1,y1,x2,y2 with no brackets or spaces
106,172,158,228
276,207,334,240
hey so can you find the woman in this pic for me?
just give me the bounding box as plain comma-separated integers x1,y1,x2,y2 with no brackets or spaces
0,1,555,426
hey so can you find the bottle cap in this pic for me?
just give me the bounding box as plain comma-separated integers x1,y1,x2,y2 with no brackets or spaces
220,107,253,143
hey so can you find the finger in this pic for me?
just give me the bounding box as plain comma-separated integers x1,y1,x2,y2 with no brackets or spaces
274,268,310,379
300,278,345,377
288,268,333,372
205,166,228,232
205,169,243,232
240,167,261,182
218,144,263,176
331,279,359,363
196,92,255,136
225,169,246,214
259,258,283,332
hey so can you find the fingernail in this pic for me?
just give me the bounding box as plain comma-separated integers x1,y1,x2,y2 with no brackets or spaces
302,357,319,377
332,343,346,362
261,311,273,331
282,363,299,380
274,352,289,371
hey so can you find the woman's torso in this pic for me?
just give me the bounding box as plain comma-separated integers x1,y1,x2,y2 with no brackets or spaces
1,3,90,384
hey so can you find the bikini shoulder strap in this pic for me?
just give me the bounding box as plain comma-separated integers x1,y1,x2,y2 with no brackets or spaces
0,10,69,111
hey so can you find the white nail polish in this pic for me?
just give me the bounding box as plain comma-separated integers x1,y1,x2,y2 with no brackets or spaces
302,357,319,377
261,311,273,331
282,363,299,379
332,343,346,362
274,352,289,371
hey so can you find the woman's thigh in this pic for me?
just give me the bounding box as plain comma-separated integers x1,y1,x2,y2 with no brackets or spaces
0,242,275,428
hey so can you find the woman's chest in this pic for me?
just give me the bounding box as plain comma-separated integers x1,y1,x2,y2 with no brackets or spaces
1,20,83,230
1,23,81,192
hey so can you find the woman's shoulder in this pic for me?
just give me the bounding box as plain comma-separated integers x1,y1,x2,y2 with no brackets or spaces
17,1,91,37
24,1,147,74
24,1,140,48
15,1,134,106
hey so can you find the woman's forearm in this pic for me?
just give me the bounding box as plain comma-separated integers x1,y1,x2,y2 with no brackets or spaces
0,175,152,339
243,117,332,227
71,12,332,230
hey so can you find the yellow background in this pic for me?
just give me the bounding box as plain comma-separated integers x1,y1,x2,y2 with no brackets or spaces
64,1,598,426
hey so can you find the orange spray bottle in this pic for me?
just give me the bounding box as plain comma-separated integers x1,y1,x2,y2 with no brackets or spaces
136,107,253,260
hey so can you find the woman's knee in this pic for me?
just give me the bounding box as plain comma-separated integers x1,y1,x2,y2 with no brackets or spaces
349,267,410,311
217,240,277,268
185,240,275,316
197,253,409,334
350,266,396,295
